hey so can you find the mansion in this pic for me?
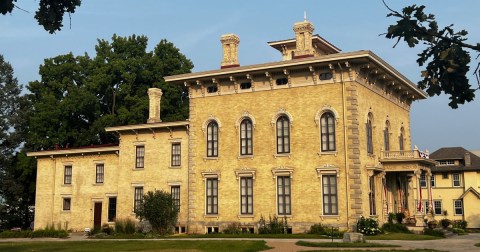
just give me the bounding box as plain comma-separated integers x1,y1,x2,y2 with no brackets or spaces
27,19,478,233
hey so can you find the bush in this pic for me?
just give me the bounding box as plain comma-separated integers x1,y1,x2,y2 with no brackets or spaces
258,215,289,234
396,213,405,224
451,228,467,235
381,222,412,233
135,190,178,235
452,220,468,229
102,224,113,235
223,222,241,234
356,216,381,235
440,219,451,229
114,218,136,234
308,223,343,238
427,220,438,229
423,228,445,237
0,228,68,238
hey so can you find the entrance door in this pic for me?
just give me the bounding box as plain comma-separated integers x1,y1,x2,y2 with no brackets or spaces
94,202,102,228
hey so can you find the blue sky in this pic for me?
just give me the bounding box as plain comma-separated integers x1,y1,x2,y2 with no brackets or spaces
1,0,479,152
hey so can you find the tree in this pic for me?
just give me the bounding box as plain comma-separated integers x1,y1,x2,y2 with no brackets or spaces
383,1,480,108
135,190,178,234
27,34,193,150
0,0,81,33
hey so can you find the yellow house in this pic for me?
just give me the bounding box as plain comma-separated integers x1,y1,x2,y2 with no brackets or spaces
28,19,438,233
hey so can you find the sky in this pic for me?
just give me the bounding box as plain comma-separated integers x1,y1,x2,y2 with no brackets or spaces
1,0,479,152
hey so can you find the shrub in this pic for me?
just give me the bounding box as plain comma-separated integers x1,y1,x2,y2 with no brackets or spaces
387,213,397,223
0,229,68,238
427,220,438,229
440,219,451,229
114,218,136,234
452,220,468,229
223,222,241,234
451,228,467,235
308,223,343,238
423,228,445,237
135,190,178,235
258,215,289,234
102,224,113,235
396,213,405,224
356,216,381,235
381,222,412,233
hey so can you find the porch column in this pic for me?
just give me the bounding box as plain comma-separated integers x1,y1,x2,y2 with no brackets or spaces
413,169,426,227
425,171,434,221
379,171,387,222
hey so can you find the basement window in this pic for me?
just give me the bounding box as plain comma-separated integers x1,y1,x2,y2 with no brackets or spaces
207,86,218,93
240,82,251,89
319,72,333,80
276,78,288,85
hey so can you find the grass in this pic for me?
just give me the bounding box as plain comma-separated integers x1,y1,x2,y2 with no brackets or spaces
303,250,445,252
0,240,270,252
366,232,442,240
296,240,398,248
92,232,334,239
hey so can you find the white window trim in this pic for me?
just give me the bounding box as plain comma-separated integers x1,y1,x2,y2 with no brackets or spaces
452,173,461,187
454,200,463,216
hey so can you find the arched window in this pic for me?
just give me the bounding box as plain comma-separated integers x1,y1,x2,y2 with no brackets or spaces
276,115,290,154
320,112,336,151
240,119,253,155
384,121,390,151
206,121,218,157
366,113,373,155
399,127,405,151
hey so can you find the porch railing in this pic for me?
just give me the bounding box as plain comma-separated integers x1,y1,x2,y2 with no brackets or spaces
381,148,429,159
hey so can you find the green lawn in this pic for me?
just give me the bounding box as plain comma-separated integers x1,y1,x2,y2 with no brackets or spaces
0,240,270,252
296,240,398,247
175,233,334,239
366,232,442,240
304,250,444,252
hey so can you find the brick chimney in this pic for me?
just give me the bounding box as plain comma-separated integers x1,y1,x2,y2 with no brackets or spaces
220,34,240,69
293,19,315,59
147,88,162,123
465,152,471,166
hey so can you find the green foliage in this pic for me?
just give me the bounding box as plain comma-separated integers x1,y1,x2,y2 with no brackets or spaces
423,228,445,237
452,220,467,229
0,226,68,238
451,228,466,235
439,219,451,228
427,220,438,229
102,223,113,235
258,215,289,234
135,190,178,235
384,1,480,108
0,0,81,33
381,222,412,233
308,223,344,238
114,218,136,234
222,222,242,234
357,216,381,235
296,240,397,248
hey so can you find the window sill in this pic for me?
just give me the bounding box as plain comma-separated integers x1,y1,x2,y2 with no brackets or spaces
276,214,292,218
93,183,104,186
62,184,72,187
204,157,219,161
61,210,71,213
238,155,254,160
169,166,182,169
274,153,291,158
132,168,145,171
204,214,219,219
318,151,337,157
238,214,255,218
320,215,340,220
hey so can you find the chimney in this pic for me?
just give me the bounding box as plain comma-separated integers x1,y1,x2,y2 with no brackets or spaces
147,88,162,123
465,152,471,166
293,19,315,59
220,34,240,69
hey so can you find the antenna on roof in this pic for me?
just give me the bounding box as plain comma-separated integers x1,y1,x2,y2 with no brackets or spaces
304,11,307,21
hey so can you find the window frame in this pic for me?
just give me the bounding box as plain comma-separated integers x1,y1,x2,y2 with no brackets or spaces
322,174,338,215
399,127,405,151
134,186,143,213
454,200,463,215
135,146,145,168
63,198,71,211
206,121,219,157
452,173,461,187
171,185,180,211
277,176,291,215
433,200,442,215
420,174,427,188
366,114,373,155
240,119,253,156
64,165,72,184
240,177,254,215
206,178,218,214
96,164,104,184
108,197,117,222
171,143,181,167
320,112,336,152
369,176,376,216
384,124,390,151
430,175,435,188
276,116,290,154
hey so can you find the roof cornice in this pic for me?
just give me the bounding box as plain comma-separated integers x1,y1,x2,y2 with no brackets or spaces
105,121,189,132
27,146,119,157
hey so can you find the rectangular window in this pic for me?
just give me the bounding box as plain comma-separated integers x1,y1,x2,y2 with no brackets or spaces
135,146,145,168
206,178,218,214
434,200,442,215
323,175,338,215
63,198,71,211
277,176,291,215
453,173,461,187
64,165,72,184
430,175,435,187
171,186,180,211
420,174,427,188
240,177,253,215
134,187,143,213
369,176,376,216
442,173,449,179
96,164,104,183
439,160,455,166
108,197,117,222
171,143,181,167
454,200,463,215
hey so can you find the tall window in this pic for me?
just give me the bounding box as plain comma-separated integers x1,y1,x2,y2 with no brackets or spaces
369,176,376,215
207,121,218,157
63,198,71,211
171,186,180,210
366,114,373,155
136,146,145,168
108,197,117,222
64,165,72,184
399,127,405,151
433,200,442,215
420,174,427,188
320,112,336,151
240,119,253,155
240,177,253,215
206,178,218,214
323,175,338,215
277,176,291,215
453,173,461,187
134,187,143,213
276,116,290,154
430,175,435,187
454,200,463,215
384,121,390,151
171,143,181,166
96,164,104,183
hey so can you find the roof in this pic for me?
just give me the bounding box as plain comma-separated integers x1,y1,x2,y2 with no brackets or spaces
267,34,341,54
459,187,480,200
27,144,119,157
105,121,189,132
430,147,480,172
164,50,427,99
